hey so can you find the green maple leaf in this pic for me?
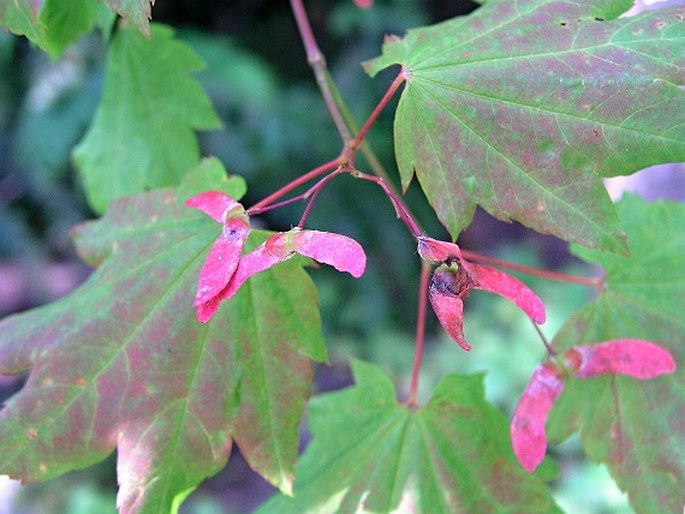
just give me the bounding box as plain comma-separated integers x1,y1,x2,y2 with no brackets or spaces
0,159,326,513
260,360,559,513
73,23,222,214
0,0,114,58
365,0,685,253
546,195,685,513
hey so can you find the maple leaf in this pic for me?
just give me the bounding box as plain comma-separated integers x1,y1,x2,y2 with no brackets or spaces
259,360,560,513
72,23,222,214
0,0,114,58
365,0,685,253
104,0,154,38
544,194,685,512
0,162,326,513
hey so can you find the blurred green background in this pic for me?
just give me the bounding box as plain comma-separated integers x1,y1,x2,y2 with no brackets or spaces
2,0,667,512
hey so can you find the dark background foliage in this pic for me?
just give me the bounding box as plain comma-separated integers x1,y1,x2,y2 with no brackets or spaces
0,1,682,512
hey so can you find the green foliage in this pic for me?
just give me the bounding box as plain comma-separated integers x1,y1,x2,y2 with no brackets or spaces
0,0,113,59
73,23,221,214
365,0,685,253
260,360,560,513
0,1,684,513
548,194,685,513
0,163,325,512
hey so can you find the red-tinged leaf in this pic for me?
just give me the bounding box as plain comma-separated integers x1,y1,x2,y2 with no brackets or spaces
0,168,327,513
292,229,367,278
511,362,565,473
547,195,685,512
185,191,241,223
366,1,685,253
416,235,463,263
563,340,676,380
104,0,154,38
472,263,546,324
429,266,471,350
260,361,559,513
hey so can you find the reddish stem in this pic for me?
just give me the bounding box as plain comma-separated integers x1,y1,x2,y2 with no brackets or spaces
247,156,344,214
297,169,345,227
348,72,406,159
352,171,422,237
460,249,604,289
247,195,306,216
406,261,432,407
532,321,556,357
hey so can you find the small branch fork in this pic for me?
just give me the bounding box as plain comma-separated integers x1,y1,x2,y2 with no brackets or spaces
247,0,605,406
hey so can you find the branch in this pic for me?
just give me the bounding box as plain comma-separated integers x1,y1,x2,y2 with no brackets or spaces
460,249,605,289
289,0,352,143
406,261,432,407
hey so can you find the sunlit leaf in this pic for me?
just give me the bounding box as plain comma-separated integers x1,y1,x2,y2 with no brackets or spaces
259,360,560,513
366,0,685,252
0,163,325,513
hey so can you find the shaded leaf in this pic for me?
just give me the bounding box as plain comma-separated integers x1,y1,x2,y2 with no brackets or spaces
0,0,46,47
259,360,559,513
546,194,685,513
73,23,221,214
0,164,325,513
366,0,685,252
0,0,114,58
